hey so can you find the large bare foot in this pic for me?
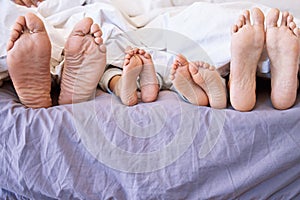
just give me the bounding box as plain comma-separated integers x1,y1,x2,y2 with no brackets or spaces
136,48,159,103
114,53,143,106
229,8,265,111
7,13,52,108
170,55,208,106
189,61,227,109
266,9,300,110
58,17,106,105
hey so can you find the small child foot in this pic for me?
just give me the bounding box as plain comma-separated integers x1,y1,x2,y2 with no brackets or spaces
114,52,143,106
136,48,159,103
189,61,227,109
170,54,208,106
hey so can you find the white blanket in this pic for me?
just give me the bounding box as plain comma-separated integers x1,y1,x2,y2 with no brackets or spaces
0,0,299,81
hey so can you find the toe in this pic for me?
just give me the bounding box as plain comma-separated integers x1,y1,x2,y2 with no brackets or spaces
25,13,46,33
172,62,179,70
243,10,251,25
99,43,106,53
289,22,297,32
176,54,188,66
124,59,130,66
125,54,131,59
125,46,136,56
281,11,289,26
237,15,245,28
188,62,198,75
203,63,210,69
94,31,102,38
287,14,294,25
138,49,146,55
266,8,280,29
144,53,151,59
6,41,14,51
170,67,176,75
91,24,102,37
72,17,93,36
293,28,300,37
94,37,103,45
197,61,204,67
7,21,24,51
209,65,215,71
251,7,264,26
132,47,139,54
232,24,238,34
14,16,26,32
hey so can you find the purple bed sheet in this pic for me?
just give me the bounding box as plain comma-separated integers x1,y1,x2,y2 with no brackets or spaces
0,79,300,200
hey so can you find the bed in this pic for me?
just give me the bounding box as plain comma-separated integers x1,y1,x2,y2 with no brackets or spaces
1,0,300,199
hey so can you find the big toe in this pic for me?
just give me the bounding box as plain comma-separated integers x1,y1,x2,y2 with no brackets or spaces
251,7,265,26
71,17,94,36
188,62,199,75
25,12,46,33
176,54,189,66
266,8,280,28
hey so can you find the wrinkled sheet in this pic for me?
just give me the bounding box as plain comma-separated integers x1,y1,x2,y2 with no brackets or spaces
1,1,300,199
1,79,300,199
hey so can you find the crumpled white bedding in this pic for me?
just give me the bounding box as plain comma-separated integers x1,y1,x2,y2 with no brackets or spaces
0,0,299,81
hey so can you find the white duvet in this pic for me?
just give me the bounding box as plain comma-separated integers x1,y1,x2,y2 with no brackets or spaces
0,0,299,83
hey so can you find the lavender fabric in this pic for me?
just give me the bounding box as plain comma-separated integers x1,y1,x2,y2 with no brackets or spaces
0,80,300,200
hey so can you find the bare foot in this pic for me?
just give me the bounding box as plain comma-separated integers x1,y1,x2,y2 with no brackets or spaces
266,9,300,110
7,13,52,108
136,48,159,103
58,17,106,105
114,53,143,106
189,61,227,109
170,55,208,106
229,8,265,111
